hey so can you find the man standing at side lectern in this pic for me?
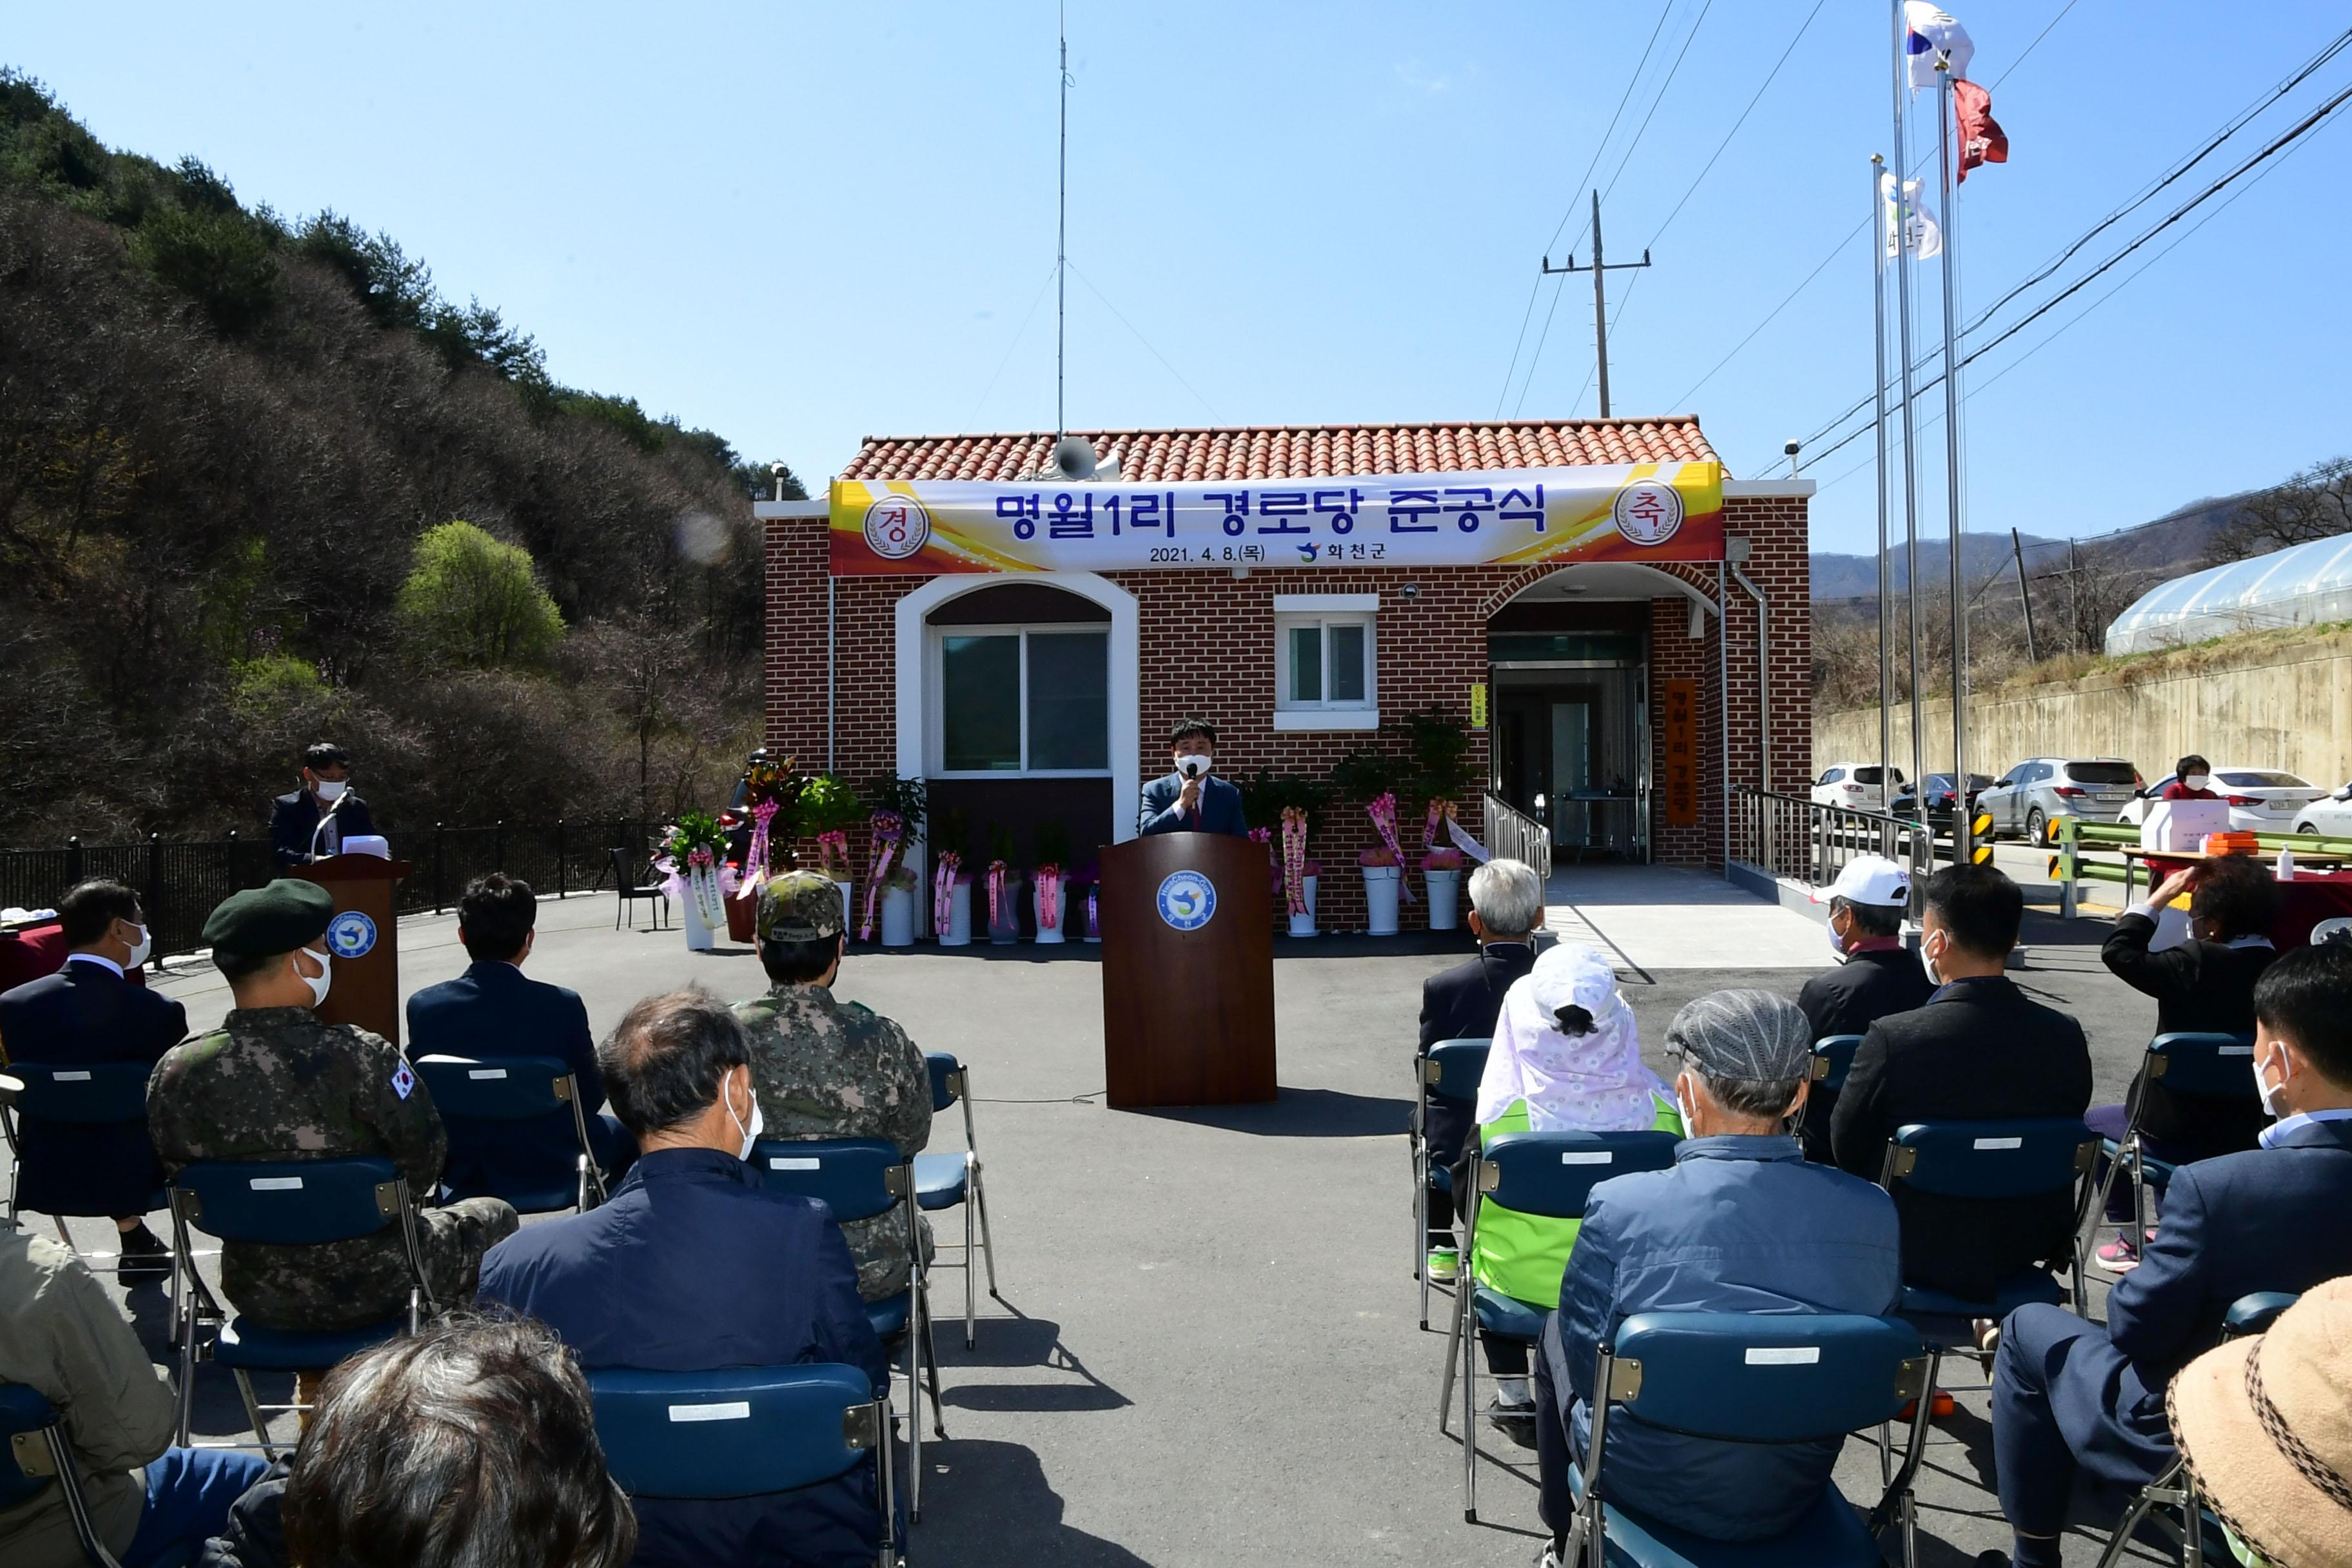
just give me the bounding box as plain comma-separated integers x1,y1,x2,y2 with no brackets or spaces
270,741,377,868
1140,719,1246,837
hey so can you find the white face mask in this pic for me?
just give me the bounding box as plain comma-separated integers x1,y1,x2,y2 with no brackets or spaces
122,923,152,969
1675,1075,1698,1137
2255,1046,2290,1120
726,1073,764,1160
2184,774,2211,793
313,777,348,801
1175,753,1211,780
1825,916,1848,961
1919,932,1945,987
299,946,333,1008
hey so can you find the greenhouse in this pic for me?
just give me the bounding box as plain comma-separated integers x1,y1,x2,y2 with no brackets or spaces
2104,533,2352,654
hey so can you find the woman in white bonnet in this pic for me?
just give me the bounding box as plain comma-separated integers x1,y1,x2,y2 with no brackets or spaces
1462,941,1681,1440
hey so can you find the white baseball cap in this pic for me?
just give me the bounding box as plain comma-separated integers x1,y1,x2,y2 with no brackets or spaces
1816,854,1912,908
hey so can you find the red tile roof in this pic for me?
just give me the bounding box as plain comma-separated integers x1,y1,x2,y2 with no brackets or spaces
838,416,1719,483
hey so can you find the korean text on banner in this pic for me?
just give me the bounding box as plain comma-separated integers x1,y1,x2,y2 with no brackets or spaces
828,461,1726,575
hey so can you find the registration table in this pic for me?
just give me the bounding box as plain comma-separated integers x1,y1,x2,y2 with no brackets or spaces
2135,852,2352,948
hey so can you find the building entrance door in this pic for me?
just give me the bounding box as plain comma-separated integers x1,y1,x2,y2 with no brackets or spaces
1490,632,1650,862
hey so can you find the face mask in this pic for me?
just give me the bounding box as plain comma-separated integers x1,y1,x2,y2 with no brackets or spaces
1175,754,1211,780
2255,1048,2289,1119
1674,1076,1698,1136
1825,917,1848,961
123,923,152,969
727,1073,764,1160
313,778,348,801
299,947,333,1008
2184,775,2211,793
1919,934,1944,988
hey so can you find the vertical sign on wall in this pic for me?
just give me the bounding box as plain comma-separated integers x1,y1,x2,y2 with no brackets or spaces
1469,682,1488,731
1662,679,1698,828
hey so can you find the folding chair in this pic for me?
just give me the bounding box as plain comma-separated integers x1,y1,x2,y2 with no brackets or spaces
1437,1128,1680,1520
611,848,669,930
2093,1291,2300,1568
1877,1118,2099,1335
588,1365,899,1568
916,1052,999,1350
0,1062,181,1284
168,1156,435,1458
752,1137,945,1520
1410,1037,1489,1330
413,1054,608,1214
2080,1033,2257,1278
1562,1310,1934,1568
1,1382,126,1568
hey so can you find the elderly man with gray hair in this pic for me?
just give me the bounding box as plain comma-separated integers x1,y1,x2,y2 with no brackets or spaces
1529,989,1903,1556
1416,858,1545,1285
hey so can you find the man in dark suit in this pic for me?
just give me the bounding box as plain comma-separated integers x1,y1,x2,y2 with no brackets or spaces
406,874,630,1196
1796,854,1932,1162
1416,857,1544,1284
1983,943,2352,1568
268,741,377,868
1830,863,2092,1303
0,879,185,1280
1139,718,1248,836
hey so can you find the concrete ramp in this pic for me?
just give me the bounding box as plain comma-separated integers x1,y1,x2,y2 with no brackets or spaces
1545,863,1827,972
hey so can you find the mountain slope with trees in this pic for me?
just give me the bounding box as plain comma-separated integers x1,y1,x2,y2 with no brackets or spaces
0,72,803,843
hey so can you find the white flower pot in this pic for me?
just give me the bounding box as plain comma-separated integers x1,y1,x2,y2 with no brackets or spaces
1362,864,1402,936
986,877,1026,945
834,879,852,936
1426,868,1462,930
880,887,916,946
937,881,973,946
681,867,718,952
1032,881,1066,944
1083,885,1102,943
1288,874,1319,938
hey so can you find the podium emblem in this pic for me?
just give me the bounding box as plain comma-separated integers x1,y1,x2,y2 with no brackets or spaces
325,910,378,959
1155,870,1217,932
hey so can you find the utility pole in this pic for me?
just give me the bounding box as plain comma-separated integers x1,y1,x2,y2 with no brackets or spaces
1542,190,1652,418
2010,527,2039,663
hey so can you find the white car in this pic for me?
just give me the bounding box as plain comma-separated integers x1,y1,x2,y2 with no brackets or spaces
2121,767,2329,834
1810,761,1906,814
2291,779,2352,838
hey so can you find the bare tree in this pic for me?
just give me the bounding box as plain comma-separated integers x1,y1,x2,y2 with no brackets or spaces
2208,455,2352,564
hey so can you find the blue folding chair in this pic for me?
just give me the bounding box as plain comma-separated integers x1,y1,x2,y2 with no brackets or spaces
1438,1128,1681,1520
1411,1037,1489,1329
0,1382,126,1567
1876,1117,2099,1336
1790,1034,1864,1155
1563,1311,1934,1568
588,1365,897,1568
0,1062,181,1281
2081,1033,2258,1277
916,1052,999,1350
167,1156,434,1458
2093,1291,2300,1568
752,1136,943,1520
412,1054,608,1214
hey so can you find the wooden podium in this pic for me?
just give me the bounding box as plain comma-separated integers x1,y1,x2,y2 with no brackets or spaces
297,854,411,1046
1098,832,1275,1108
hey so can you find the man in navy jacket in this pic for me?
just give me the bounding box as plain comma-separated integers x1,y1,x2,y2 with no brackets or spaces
476,986,890,1568
406,874,629,1196
268,742,376,868
1984,941,2352,1568
1139,718,1248,836
0,879,184,1279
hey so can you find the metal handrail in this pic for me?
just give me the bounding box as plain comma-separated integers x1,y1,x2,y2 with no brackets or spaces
1482,794,1553,880
1729,788,1934,893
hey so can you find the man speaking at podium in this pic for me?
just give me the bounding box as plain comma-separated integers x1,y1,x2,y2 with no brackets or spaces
1140,719,1246,837
271,741,377,868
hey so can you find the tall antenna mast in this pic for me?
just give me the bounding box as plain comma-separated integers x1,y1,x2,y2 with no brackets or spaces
1055,2,1068,444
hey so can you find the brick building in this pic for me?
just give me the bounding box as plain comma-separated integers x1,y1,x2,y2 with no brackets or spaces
760,416,1813,934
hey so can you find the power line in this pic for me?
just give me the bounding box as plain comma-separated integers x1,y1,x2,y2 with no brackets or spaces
966,264,1061,429
1988,0,2081,91
1642,0,1825,251
1063,260,1222,423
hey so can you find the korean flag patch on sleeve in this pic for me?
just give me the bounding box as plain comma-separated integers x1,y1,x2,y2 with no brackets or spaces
391,1059,416,1101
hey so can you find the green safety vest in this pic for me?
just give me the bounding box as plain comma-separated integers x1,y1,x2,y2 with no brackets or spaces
1469,1093,1683,1310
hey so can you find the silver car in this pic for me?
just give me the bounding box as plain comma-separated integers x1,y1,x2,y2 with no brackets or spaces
1978,757,2143,843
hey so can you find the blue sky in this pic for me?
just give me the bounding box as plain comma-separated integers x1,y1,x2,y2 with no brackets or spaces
11,2,2349,554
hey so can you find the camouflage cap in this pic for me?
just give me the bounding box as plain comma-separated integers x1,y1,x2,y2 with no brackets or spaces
759,870,845,943
202,878,335,957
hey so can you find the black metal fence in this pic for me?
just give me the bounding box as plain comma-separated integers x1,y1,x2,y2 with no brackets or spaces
1,819,662,963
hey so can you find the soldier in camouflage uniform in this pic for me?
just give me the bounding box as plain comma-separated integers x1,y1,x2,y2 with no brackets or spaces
736,871,932,1301
146,881,518,1333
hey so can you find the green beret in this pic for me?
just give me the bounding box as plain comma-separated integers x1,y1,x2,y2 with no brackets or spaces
202,879,335,957
758,870,846,943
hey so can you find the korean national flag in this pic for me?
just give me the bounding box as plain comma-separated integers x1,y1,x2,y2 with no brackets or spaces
1905,3,1975,90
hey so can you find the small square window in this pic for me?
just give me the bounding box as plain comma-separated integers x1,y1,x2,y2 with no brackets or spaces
1274,610,1375,727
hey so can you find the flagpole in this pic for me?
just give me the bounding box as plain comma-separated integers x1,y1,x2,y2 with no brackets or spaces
1938,59,1970,863
1889,0,1927,848
1871,153,1895,842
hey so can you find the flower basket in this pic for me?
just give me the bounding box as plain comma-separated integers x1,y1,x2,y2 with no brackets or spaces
878,865,918,947
1032,876,1066,945
656,814,730,953
933,854,972,947
1422,847,1465,931
1289,864,1322,938
983,861,1025,945
1359,848,1402,936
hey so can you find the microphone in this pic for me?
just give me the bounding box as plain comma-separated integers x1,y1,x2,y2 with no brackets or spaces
309,786,354,858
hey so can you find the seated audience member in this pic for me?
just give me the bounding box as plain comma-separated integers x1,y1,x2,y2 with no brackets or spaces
2159,754,2219,801
2089,856,2280,1266
735,872,932,1304
0,879,187,1280
406,873,634,1195
1830,863,2092,1306
2166,1277,2352,1568
0,1224,268,1568
1983,942,2352,1568
1796,855,1931,1163
476,986,890,1568
233,1315,634,1568
146,881,518,1331
1534,990,1900,1549
1465,941,1678,1443
1416,857,1544,1286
